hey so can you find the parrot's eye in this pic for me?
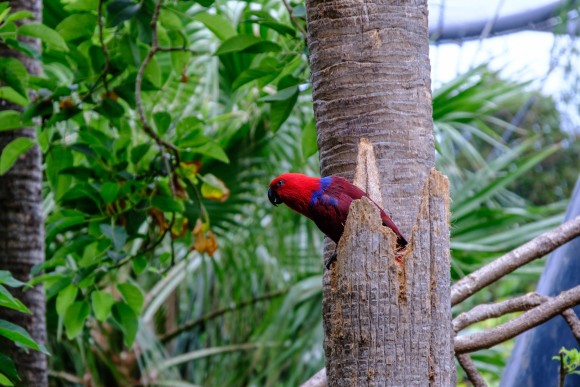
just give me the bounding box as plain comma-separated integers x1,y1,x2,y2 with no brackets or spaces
277,180,284,186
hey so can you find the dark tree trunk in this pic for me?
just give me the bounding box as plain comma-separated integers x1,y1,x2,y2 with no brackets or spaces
0,0,47,386
306,0,454,385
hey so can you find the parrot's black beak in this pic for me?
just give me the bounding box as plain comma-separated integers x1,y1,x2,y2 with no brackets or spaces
268,188,282,206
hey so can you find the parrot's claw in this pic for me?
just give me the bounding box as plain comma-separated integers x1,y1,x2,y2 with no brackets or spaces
325,251,338,270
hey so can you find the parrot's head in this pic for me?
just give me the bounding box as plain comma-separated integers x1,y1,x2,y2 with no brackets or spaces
268,173,320,210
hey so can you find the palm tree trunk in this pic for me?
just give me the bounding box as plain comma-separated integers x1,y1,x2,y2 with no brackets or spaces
306,0,454,384
0,0,47,385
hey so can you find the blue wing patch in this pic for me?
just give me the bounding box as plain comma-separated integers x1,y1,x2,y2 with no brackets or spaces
310,176,338,207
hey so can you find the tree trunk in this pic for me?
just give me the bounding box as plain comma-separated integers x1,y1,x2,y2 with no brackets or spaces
306,0,454,385
0,0,47,386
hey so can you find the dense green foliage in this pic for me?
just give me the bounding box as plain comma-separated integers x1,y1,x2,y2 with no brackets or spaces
0,0,575,385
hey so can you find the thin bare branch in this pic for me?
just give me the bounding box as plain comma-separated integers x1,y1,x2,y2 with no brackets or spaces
159,288,288,343
561,308,580,346
156,46,199,54
48,370,83,384
134,0,181,195
300,368,326,387
457,353,487,387
451,216,580,306
454,285,580,354
453,292,547,333
281,0,307,37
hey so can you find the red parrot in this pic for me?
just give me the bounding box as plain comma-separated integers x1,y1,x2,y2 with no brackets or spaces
268,173,407,251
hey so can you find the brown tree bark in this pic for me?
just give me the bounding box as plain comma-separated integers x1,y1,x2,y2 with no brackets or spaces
306,0,454,385
0,0,47,386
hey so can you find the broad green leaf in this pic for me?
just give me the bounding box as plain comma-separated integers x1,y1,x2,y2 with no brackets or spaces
0,372,14,386
261,86,299,102
99,224,127,252
107,0,141,26
112,302,138,347
64,301,90,339
201,174,230,202
6,10,33,23
131,143,150,164
18,24,68,52
0,285,30,314
0,353,18,385
0,271,25,287
269,88,299,132
232,58,280,90
0,319,49,354
99,182,119,204
63,0,98,12
56,284,78,317
118,282,144,314
132,255,147,275
56,13,97,41
153,112,171,135
252,20,296,37
215,35,278,56
151,196,185,213
0,87,28,106
144,55,161,88
189,142,229,163
159,9,182,31
0,3,9,25
301,120,318,158
0,137,35,175
0,110,21,131
194,12,236,41
0,58,28,98
91,290,115,322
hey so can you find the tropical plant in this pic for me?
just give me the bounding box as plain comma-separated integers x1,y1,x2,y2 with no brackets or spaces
0,0,573,384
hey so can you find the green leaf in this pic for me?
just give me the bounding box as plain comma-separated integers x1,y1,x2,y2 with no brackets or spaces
153,112,171,135
0,271,25,287
301,120,318,158
6,10,33,23
151,196,185,213
0,353,19,385
232,58,280,90
99,182,120,204
144,55,161,88
64,301,90,339
0,58,28,98
0,285,29,314
132,255,147,275
91,290,115,322
261,86,299,102
56,13,97,41
100,224,127,252
193,12,235,41
18,24,68,52
112,302,138,347
0,110,21,131
107,0,141,27
0,87,28,106
131,143,150,164
0,319,49,354
253,20,296,37
56,284,78,317
188,142,229,163
118,282,144,314
269,89,298,132
0,137,35,175
215,35,281,56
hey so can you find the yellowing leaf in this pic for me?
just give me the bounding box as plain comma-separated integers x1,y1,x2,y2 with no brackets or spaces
201,174,230,202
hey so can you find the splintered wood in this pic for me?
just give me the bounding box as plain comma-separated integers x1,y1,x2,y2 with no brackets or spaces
322,139,453,386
